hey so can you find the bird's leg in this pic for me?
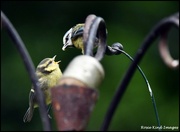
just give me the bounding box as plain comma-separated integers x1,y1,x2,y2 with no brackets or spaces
47,104,52,119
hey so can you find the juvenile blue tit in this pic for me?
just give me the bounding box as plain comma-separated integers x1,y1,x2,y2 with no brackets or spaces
62,23,99,54
23,55,62,122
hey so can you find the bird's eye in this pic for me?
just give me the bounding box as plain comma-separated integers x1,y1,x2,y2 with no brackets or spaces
47,60,53,66
65,37,69,42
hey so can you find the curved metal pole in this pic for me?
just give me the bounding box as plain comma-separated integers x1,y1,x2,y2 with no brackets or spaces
1,11,51,131
100,12,179,131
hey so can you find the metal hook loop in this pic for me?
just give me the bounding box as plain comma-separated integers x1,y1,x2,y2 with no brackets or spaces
159,13,179,69
83,14,107,61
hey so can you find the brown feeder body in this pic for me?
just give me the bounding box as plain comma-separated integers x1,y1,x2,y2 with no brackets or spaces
51,55,104,131
51,84,98,131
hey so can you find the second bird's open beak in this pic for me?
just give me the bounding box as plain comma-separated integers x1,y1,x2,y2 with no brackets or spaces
52,55,57,60
56,60,61,64
52,55,61,64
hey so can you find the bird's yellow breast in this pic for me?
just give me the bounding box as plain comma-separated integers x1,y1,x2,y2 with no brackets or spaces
72,36,84,50
34,68,62,108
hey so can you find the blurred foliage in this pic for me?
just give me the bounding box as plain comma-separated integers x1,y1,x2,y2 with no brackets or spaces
1,1,179,131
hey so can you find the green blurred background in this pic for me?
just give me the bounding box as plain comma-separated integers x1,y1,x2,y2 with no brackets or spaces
1,1,179,131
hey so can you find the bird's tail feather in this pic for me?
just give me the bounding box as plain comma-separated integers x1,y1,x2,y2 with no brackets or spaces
23,106,34,123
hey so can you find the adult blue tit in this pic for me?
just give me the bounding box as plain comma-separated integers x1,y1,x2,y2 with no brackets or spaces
62,23,99,54
23,55,62,122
